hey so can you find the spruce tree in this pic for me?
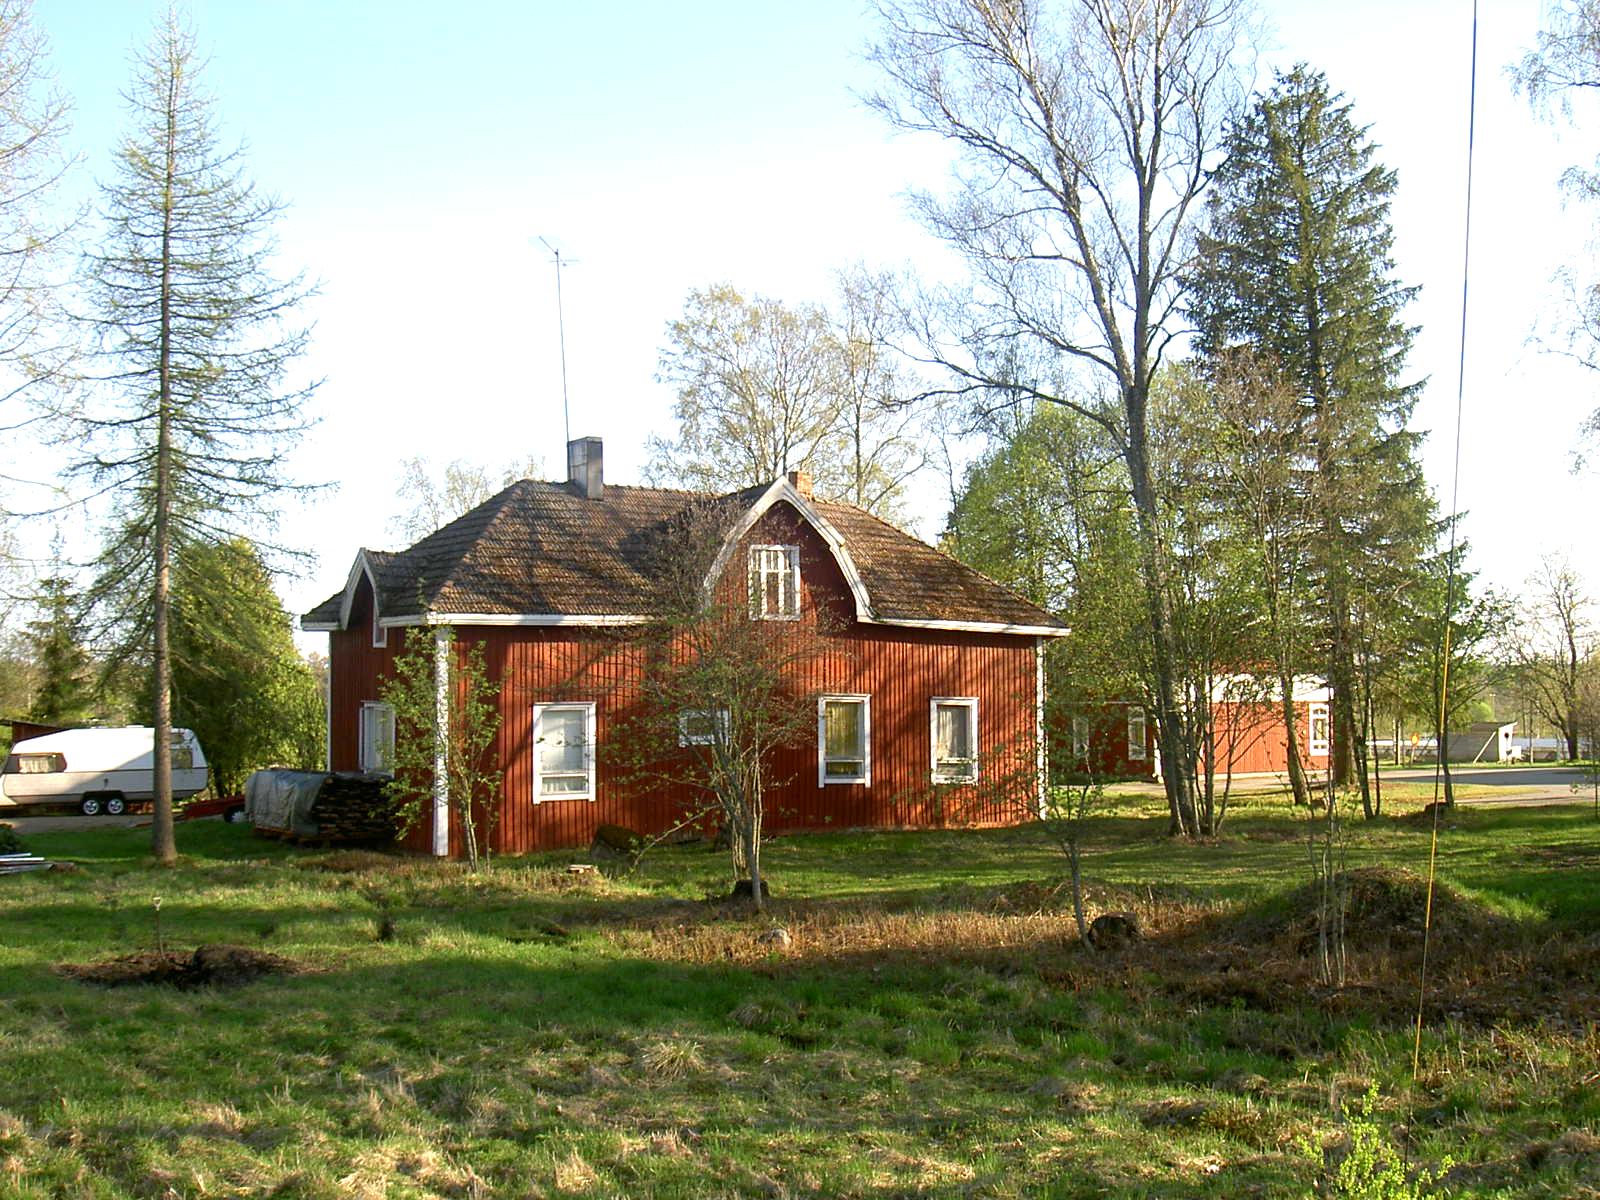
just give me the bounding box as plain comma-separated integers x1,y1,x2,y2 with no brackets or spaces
26,573,93,726
75,14,314,861
1186,65,1434,813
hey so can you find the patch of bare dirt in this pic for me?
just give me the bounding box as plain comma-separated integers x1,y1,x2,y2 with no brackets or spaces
58,944,301,989
297,850,408,874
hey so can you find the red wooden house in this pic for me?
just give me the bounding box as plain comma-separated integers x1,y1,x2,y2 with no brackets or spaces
302,439,1067,856
1058,676,1330,784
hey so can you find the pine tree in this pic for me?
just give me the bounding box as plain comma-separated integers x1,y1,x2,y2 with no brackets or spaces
1187,65,1435,813
75,14,314,862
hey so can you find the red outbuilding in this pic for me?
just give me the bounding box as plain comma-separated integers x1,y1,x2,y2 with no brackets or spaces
302,440,1067,856
1058,676,1331,784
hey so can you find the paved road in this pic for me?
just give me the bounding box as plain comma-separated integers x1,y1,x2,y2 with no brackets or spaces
1112,765,1597,807
1380,765,1597,807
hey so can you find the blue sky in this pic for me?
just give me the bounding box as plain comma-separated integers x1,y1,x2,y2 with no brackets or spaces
12,0,1595,624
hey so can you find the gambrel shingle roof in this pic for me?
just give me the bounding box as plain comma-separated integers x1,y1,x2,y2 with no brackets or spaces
302,476,1066,637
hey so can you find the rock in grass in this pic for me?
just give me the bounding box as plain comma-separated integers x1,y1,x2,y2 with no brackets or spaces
1087,912,1141,950
757,927,792,950
589,824,640,860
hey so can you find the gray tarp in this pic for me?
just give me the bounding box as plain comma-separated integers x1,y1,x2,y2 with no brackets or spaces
244,769,328,838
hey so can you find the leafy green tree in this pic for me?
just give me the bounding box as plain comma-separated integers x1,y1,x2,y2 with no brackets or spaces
1187,65,1434,813
1395,548,1509,804
166,538,322,798
73,14,315,862
947,402,1144,752
25,573,93,726
381,629,503,871
1180,353,1319,807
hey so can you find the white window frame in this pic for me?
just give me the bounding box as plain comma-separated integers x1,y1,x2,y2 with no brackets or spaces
533,702,597,801
372,610,387,648
748,544,801,620
1127,707,1147,761
1309,702,1330,756
678,708,730,747
930,696,979,783
818,694,871,786
359,701,395,774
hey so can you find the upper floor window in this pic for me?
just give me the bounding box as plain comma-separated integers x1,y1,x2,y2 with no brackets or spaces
359,702,395,774
749,545,800,620
931,697,978,783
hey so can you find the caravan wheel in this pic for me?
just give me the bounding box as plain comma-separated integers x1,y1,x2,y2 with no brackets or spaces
104,795,126,816
80,795,102,816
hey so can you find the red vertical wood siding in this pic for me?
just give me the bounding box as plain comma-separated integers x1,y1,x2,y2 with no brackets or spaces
1207,700,1328,776
1053,698,1329,782
322,502,1043,854
1053,703,1157,780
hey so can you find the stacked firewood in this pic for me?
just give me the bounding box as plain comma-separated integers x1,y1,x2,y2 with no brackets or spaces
306,773,395,846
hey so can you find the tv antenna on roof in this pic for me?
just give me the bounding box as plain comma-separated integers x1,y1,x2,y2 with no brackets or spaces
537,236,577,446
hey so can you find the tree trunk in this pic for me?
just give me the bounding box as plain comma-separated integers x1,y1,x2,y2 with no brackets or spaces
1124,394,1199,839
1278,668,1310,809
150,65,180,867
745,773,764,914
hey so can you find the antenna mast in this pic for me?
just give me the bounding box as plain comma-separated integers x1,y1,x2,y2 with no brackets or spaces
538,236,574,446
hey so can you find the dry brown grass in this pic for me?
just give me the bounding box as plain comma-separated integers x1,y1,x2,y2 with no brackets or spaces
611,867,1600,1033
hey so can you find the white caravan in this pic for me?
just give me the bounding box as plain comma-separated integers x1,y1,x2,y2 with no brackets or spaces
0,726,209,815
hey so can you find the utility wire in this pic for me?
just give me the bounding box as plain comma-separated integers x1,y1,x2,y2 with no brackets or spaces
1414,0,1478,1081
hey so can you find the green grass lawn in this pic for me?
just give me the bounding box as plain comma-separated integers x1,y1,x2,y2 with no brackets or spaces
1,797,1596,1199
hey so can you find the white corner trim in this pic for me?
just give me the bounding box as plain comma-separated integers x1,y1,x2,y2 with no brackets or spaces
432,627,451,858
1035,639,1047,818
703,479,875,620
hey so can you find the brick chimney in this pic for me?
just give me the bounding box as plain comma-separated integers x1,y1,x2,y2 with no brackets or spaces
787,469,813,499
567,437,604,499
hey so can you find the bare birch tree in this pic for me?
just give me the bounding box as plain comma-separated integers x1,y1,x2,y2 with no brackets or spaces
868,0,1250,836
1505,556,1597,761
647,279,926,519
